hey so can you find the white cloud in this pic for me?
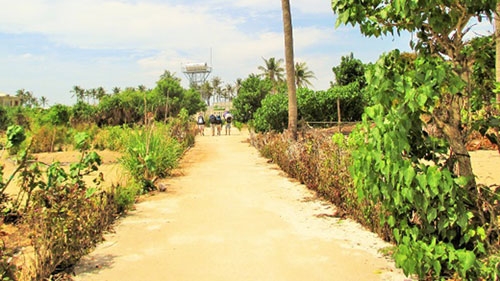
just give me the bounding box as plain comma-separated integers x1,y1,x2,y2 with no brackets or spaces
0,0,412,104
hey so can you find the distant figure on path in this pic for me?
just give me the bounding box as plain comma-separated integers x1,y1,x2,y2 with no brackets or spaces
223,111,233,135
196,112,205,136
209,112,217,136
215,114,222,136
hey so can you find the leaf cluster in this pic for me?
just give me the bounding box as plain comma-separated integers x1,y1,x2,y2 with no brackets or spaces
350,50,498,280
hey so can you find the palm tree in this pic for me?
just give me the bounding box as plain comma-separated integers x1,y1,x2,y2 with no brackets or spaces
160,70,181,82
223,83,235,102
200,81,213,105
281,0,297,140
95,87,107,103
211,76,223,104
40,96,48,108
71,85,85,103
496,2,500,104
235,78,243,97
295,62,316,88
85,88,96,104
137,85,147,92
16,89,37,107
112,87,121,95
15,89,29,106
258,57,285,94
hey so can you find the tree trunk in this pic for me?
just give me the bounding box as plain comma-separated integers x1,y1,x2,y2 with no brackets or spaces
496,2,500,104
433,94,476,191
281,0,297,140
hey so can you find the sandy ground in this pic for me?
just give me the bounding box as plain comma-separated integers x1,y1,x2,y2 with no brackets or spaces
72,128,415,281
1,129,498,281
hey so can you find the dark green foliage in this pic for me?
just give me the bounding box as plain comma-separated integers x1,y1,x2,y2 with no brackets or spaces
96,88,145,126
232,74,272,122
253,86,367,132
180,88,207,116
464,35,496,110
70,101,96,125
40,104,70,126
351,51,498,280
0,107,10,131
332,52,366,87
253,93,288,132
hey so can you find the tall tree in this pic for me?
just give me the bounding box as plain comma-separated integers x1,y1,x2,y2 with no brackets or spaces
332,0,496,189
95,87,107,103
137,85,147,92
258,57,285,94
235,78,243,96
223,83,235,102
294,61,316,88
71,85,85,103
112,87,121,95
39,96,48,108
281,0,297,139
211,76,223,104
331,53,366,123
332,0,498,278
199,81,213,106
496,2,500,104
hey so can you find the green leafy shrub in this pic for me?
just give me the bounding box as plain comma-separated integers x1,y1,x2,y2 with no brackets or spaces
253,85,368,133
91,125,129,151
1,131,119,280
350,51,499,280
253,93,288,132
119,123,182,192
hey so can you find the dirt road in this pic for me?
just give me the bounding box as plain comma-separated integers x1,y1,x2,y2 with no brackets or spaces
73,127,410,281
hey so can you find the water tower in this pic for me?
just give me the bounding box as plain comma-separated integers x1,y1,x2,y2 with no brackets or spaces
182,62,212,87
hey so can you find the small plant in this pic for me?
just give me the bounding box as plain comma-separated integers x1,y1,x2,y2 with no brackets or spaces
120,123,182,192
113,181,141,213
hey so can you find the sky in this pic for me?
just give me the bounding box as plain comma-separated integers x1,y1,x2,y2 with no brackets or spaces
0,0,489,106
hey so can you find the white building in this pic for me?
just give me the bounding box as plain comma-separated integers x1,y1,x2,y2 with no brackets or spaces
0,92,21,107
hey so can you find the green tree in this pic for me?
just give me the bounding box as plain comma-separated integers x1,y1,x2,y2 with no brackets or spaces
16,89,38,108
112,87,121,95
211,76,223,104
258,57,285,94
0,106,10,131
71,101,96,126
331,53,366,123
199,81,213,106
294,61,316,88
39,96,48,108
71,86,85,103
332,0,498,279
232,74,272,122
180,88,207,116
254,93,288,132
154,73,186,118
331,0,496,201
463,36,495,110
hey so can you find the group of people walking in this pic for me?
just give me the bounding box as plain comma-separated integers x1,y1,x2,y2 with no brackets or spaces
196,109,233,136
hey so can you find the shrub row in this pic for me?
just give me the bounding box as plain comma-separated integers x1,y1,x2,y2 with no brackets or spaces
250,129,500,280
0,113,197,280
249,129,386,235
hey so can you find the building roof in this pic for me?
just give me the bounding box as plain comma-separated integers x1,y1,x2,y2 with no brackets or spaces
0,92,12,97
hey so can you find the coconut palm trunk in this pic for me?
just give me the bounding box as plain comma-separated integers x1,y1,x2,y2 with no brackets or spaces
496,2,500,104
281,0,297,140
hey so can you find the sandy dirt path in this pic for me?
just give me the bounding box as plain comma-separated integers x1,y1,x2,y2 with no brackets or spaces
72,127,412,281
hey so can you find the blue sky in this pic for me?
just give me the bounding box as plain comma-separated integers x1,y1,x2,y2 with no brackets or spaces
0,0,439,105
